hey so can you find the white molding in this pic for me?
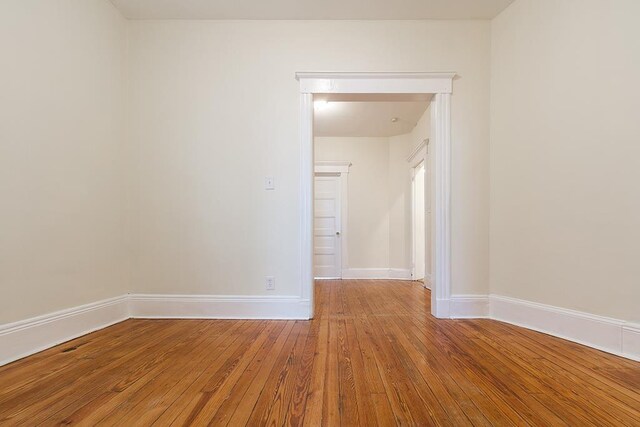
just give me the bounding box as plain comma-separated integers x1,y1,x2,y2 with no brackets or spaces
410,159,428,286
129,294,310,320
489,295,640,361
296,72,457,80
433,298,451,318
431,93,452,318
296,72,455,94
3,292,637,366
300,92,315,318
422,273,432,289
341,268,412,280
0,296,129,367
298,71,455,319
407,139,429,165
449,295,490,319
342,268,390,279
0,292,309,367
442,294,640,361
622,323,640,361
389,268,413,280
314,161,352,174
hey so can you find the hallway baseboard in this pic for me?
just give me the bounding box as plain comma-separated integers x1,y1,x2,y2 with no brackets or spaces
341,268,413,280
3,287,637,368
0,296,129,367
0,293,310,367
447,294,640,362
129,294,310,320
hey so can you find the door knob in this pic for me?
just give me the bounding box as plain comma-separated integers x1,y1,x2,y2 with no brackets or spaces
336,231,341,236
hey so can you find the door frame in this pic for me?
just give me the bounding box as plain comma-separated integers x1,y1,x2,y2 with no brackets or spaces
314,161,351,279
296,72,454,319
408,139,430,288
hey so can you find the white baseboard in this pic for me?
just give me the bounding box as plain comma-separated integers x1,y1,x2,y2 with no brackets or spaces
443,294,640,361
341,268,412,280
129,294,311,320
0,296,129,367
0,293,310,367
622,324,640,360
389,268,413,280
433,298,450,318
489,295,640,362
449,295,490,318
422,273,432,289
3,290,637,367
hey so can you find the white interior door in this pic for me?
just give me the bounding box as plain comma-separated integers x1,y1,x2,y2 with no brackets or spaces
413,163,426,281
314,175,341,278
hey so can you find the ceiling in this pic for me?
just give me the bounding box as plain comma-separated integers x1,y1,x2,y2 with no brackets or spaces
109,0,514,20
314,98,431,138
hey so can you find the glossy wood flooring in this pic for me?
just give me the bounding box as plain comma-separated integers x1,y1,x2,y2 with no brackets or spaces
1,280,639,426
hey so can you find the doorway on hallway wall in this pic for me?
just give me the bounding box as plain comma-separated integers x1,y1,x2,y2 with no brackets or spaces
297,72,454,319
311,94,431,284
411,160,431,289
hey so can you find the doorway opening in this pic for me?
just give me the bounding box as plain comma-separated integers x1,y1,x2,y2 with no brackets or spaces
312,94,430,285
297,72,454,319
411,159,430,289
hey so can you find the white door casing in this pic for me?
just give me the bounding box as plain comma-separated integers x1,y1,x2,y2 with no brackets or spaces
408,139,431,289
412,162,426,283
297,72,454,319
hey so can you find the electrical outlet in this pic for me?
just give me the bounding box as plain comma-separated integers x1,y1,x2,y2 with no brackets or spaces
265,276,275,290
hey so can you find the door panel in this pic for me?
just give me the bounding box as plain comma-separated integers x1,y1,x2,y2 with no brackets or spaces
314,175,341,278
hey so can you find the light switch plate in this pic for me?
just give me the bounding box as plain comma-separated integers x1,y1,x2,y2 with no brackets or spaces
264,176,275,190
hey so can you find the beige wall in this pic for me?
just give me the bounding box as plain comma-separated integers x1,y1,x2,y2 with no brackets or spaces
5,0,637,327
0,0,129,323
388,133,412,270
128,20,491,296
315,137,392,269
491,0,640,322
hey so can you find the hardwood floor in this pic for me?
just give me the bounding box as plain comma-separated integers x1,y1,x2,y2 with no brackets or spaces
0,280,639,426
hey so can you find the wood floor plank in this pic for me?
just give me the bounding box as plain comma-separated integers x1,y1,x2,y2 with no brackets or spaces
221,321,298,426
176,321,286,425
71,321,249,427
149,320,267,425
247,321,310,426
1,280,638,426
52,320,220,427
0,320,195,424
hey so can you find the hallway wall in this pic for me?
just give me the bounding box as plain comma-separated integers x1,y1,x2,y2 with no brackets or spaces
128,20,491,296
491,0,640,322
0,0,129,324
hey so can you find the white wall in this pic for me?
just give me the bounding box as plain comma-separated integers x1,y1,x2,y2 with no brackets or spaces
315,137,391,269
491,0,640,322
388,133,412,270
3,0,637,339
0,0,129,323
128,20,491,297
